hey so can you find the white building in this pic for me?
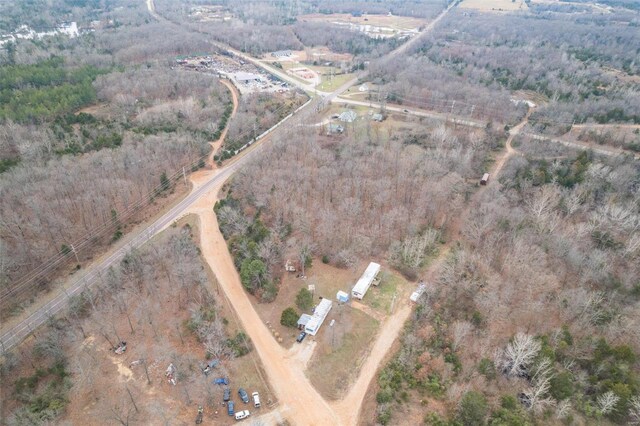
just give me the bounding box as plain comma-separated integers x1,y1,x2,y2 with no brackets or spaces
305,298,333,336
235,71,264,84
351,262,381,300
336,290,349,303
410,283,427,303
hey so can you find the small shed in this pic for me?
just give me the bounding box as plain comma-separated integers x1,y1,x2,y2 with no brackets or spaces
372,113,384,122
358,84,368,92
327,123,345,135
297,313,313,330
336,290,349,303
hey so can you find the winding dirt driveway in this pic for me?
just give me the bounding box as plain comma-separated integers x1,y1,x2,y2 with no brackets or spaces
187,185,339,425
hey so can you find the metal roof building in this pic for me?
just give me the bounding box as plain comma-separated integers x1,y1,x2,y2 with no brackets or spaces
304,298,333,336
351,262,381,300
234,71,264,83
338,110,358,123
297,313,313,328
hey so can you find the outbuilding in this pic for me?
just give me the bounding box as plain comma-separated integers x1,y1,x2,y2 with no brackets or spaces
297,313,312,330
351,262,381,300
336,290,349,303
480,173,490,185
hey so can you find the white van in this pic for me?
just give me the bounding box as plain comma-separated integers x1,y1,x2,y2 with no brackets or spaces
235,410,250,420
252,391,261,408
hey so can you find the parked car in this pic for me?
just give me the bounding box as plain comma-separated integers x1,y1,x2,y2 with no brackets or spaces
234,410,250,420
238,388,249,403
252,391,261,408
296,331,307,343
223,388,230,402
227,401,235,416
214,377,229,385
202,359,220,375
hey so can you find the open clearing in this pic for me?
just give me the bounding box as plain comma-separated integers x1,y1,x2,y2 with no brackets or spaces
250,260,361,347
299,13,428,33
307,307,379,400
460,0,529,12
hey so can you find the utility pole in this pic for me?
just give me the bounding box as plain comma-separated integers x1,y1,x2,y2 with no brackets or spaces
70,244,80,263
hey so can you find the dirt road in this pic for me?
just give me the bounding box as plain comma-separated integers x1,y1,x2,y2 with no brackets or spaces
208,79,239,165
492,110,531,177
187,186,339,426
333,303,412,424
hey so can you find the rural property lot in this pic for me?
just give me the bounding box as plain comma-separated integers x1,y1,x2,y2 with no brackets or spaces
459,0,529,12
298,13,429,34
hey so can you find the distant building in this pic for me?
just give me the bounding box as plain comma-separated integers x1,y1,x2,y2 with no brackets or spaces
271,50,292,58
235,72,264,84
338,110,358,123
326,124,345,135
351,262,381,300
305,298,333,335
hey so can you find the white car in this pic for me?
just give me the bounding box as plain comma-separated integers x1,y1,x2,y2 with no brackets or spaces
252,391,261,408
235,410,250,420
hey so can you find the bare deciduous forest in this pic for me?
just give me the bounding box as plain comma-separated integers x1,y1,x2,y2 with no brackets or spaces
1,0,639,425
0,223,261,425
217,120,502,299
373,147,640,425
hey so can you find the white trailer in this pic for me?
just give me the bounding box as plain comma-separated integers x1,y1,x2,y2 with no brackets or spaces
305,298,333,336
351,262,381,300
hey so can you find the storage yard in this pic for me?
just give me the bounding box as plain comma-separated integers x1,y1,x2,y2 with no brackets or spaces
176,54,291,94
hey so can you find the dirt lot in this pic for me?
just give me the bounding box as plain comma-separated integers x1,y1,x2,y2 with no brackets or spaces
265,47,353,64
460,0,529,12
298,13,428,33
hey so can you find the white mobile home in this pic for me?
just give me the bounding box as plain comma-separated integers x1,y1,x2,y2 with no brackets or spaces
305,298,333,336
351,262,381,300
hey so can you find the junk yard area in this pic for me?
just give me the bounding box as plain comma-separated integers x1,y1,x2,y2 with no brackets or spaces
176,53,292,95
1,219,272,426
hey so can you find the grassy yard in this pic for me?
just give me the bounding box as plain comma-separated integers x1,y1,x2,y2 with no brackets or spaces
362,271,408,315
316,72,355,92
307,307,379,400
